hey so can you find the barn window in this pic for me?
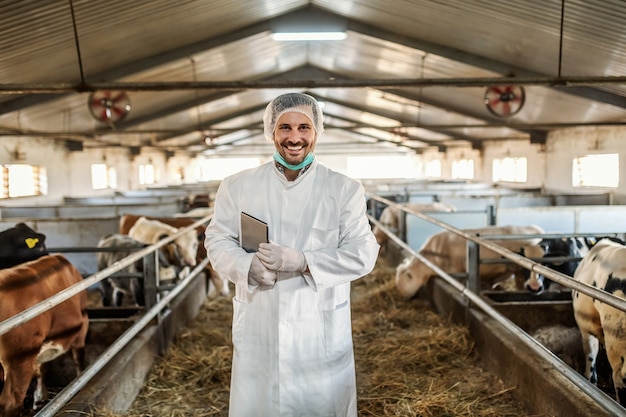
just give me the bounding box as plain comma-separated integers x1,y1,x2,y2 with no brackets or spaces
451,159,474,180
0,164,48,198
347,156,417,179
572,153,618,188
492,157,527,183
196,158,261,180
139,164,157,185
425,160,442,178
91,163,117,190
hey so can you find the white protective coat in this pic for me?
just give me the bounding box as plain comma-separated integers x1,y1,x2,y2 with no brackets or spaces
205,160,380,417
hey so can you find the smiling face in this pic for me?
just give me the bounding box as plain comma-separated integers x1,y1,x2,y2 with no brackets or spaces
273,112,317,167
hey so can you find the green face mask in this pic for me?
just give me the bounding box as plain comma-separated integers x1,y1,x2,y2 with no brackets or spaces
273,151,315,170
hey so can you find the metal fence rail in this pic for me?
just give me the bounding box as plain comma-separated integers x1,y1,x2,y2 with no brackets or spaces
366,193,626,416
0,215,212,415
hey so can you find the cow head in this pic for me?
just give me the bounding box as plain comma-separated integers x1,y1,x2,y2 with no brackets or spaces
530,238,587,293
173,229,199,267
395,256,430,299
514,244,546,293
0,222,48,268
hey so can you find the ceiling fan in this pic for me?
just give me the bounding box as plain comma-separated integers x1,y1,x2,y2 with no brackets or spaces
88,91,132,123
484,85,525,118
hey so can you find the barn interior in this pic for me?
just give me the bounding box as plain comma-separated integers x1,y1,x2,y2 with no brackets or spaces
1,1,626,416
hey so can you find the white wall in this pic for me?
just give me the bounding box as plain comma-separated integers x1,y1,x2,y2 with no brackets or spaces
3,126,626,205
0,138,199,206
0,136,72,206
543,126,626,203
480,140,546,189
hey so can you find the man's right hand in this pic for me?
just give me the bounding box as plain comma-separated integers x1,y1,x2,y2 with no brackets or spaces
248,255,278,288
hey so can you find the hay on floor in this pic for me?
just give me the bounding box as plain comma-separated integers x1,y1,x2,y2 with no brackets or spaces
88,257,531,417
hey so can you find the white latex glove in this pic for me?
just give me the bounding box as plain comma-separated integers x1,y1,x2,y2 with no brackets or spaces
248,255,278,288
257,242,307,272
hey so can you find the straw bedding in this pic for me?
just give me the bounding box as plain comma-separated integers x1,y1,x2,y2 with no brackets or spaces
88,257,531,416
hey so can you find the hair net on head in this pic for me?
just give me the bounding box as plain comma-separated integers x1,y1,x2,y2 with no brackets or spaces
263,93,324,142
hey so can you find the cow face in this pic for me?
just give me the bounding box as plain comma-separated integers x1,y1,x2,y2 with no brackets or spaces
395,257,430,299
0,222,48,268
173,229,199,267
514,244,546,293
532,237,588,292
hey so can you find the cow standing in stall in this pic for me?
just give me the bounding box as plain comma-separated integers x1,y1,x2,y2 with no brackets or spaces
0,254,89,417
572,238,626,406
395,225,545,299
120,214,229,297
96,234,181,307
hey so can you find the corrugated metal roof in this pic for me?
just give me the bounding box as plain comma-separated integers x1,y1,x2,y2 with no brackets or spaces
0,0,624,157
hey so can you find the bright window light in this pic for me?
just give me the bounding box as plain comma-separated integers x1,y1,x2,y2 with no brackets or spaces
197,158,261,181
272,32,347,41
91,164,117,190
139,164,156,185
425,160,442,178
2,164,47,198
572,153,618,188
347,156,417,179
451,159,474,180
492,157,527,183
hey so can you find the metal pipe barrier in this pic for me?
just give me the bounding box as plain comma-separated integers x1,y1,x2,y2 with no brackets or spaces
35,257,210,417
367,193,625,415
0,215,211,337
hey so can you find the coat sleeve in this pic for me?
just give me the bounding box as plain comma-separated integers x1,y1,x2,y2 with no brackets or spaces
303,180,380,292
204,177,254,289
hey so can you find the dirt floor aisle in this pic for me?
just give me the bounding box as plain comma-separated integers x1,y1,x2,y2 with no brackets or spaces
94,257,531,417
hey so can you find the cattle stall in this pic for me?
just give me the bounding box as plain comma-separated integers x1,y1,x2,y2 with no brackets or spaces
1,182,623,416
0,216,212,416
370,194,626,416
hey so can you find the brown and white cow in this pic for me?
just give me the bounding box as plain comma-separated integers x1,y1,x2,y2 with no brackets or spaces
120,214,228,297
372,202,457,249
572,238,626,406
395,225,545,299
0,254,89,417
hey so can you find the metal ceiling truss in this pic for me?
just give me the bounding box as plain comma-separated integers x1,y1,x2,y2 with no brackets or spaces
1,5,624,157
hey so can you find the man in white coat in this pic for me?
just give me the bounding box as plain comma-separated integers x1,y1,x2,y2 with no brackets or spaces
205,92,380,417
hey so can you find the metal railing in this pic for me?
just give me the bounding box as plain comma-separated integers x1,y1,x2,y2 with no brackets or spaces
0,215,212,415
366,193,626,415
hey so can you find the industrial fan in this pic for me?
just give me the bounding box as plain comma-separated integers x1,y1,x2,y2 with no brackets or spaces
88,91,131,123
484,85,525,118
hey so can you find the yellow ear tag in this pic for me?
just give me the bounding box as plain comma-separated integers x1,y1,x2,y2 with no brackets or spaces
25,237,39,249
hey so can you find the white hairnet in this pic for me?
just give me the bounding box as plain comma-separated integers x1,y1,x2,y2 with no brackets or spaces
263,93,324,142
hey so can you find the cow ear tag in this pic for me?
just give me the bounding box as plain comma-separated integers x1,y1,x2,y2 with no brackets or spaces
25,238,39,249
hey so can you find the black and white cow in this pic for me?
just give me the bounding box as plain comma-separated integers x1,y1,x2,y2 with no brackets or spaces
572,238,626,406
0,222,48,269
97,234,181,307
529,236,626,293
